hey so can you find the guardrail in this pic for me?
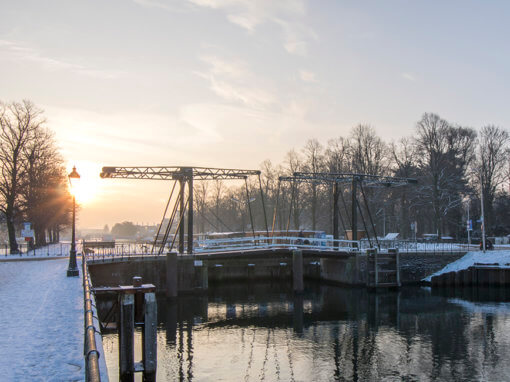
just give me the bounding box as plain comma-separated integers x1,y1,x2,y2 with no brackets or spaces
83,237,475,261
1,243,71,257
82,255,101,381
195,236,359,253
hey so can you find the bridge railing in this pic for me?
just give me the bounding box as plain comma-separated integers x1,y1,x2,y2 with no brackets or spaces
370,239,470,254
195,236,358,253
83,237,472,260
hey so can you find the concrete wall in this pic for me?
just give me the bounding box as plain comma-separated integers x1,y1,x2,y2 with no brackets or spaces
399,252,466,284
87,250,467,293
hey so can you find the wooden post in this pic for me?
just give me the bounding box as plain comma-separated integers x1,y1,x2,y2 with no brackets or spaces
119,294,135,382
143,292,157,382
166,252,178,298
133,276,144,323
293,249,303,293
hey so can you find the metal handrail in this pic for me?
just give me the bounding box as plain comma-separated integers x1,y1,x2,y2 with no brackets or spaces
82,255,101,381
84,237,472,260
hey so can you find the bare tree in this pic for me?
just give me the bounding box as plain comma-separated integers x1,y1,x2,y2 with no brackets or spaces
302,139,324,230
0,101,45,253
194,181,209,233
284,149,303,230
390,138,421,238
414,113,476,237
473,125,510,234
349,125,388,175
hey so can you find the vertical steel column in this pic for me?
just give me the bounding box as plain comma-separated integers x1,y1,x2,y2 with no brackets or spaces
351,177,358,242
258,174,269,237
271,181,281,236
333,182,339,248
187,172,193,254
244,178,256,238
178,178,185,254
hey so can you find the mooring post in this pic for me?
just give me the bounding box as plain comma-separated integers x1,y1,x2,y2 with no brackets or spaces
119,293,135,382
133,276,143,323
143,292,157,382
166,251,178,298
293,249,304,293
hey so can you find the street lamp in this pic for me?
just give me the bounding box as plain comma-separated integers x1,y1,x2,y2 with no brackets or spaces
67,166,80,277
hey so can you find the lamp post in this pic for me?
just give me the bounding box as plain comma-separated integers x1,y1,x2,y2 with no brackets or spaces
67,166,80,277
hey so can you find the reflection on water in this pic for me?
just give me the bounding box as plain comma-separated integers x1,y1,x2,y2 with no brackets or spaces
99,283,510,381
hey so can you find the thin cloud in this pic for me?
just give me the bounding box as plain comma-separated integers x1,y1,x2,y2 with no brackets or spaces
0,40,124,79
193,0,313,56
402,72,417,82
137,0,316,56
197,55,276,108
299,69,317,83
131,0,190,12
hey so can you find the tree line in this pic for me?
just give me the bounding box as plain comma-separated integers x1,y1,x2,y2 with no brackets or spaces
193,113,510,241
0,100,72,253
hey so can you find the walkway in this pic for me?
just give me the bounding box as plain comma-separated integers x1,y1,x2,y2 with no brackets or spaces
0,258,84,381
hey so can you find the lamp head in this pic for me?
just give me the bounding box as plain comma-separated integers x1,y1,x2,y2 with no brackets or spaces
68,166,80,189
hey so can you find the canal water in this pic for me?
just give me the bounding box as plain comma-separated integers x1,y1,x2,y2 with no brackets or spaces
99,282,510,381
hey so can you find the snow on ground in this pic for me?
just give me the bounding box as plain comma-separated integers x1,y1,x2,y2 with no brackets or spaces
423,250,510,282
0,258,84,381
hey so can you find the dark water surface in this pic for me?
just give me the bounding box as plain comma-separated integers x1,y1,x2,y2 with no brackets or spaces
100,282,510,381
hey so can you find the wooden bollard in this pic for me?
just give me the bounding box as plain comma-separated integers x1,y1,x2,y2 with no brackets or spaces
119,294,135,382
293,249,304,293
133,276,144,323
143,293,157,381
166,252,178,298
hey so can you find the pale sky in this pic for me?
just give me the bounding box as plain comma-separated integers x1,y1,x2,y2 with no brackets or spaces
1,0,509,228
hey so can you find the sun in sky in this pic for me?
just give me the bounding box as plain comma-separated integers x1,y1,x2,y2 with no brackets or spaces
67,161,104,205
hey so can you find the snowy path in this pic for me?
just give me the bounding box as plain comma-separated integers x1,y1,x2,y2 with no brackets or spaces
0,258,84,381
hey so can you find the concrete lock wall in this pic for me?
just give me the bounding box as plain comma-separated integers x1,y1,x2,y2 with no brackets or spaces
87,251,468,293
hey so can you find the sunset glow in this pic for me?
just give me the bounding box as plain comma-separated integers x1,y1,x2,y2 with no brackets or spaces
67,161,103,205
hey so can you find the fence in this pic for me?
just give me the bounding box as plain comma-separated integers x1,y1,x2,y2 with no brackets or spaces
1,242,71,257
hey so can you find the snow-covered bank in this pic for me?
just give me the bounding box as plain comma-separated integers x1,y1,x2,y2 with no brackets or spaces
423,250,510,282
0,257,108,380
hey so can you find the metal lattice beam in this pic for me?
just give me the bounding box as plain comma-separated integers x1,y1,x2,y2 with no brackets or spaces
100,166,260,180
286,172,417,187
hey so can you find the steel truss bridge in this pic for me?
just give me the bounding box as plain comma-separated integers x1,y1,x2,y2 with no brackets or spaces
100,166,417,254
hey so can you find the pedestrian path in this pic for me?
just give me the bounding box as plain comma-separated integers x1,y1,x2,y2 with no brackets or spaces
0,258,84,381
